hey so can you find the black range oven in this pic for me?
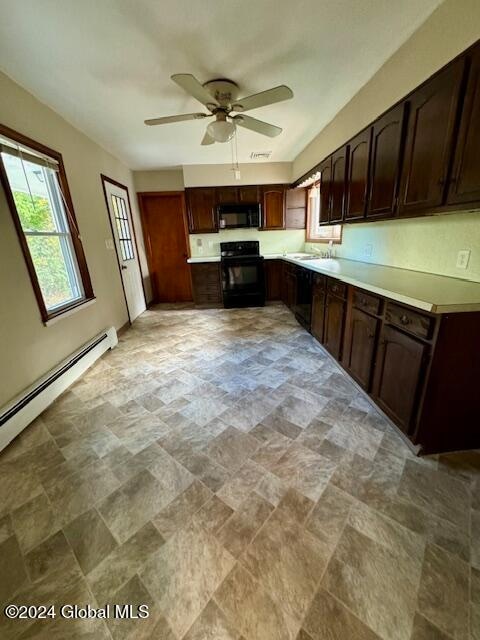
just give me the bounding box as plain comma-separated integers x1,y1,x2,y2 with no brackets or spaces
220,241,265,308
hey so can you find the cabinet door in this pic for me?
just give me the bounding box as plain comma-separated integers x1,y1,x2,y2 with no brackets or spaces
311,284,326,343
239,185,259,202
262,185,285,229
344,308,379,390
367,102,406,218
319,157,332,225
330,146,348,222
345,128,371,220
448,45,480,205
265,260,282,300
216,186,238,203
286,188,307,229
372,325,427,433
283,267,296,309
191,263,222,305
186,188,217,233
324,294,346,360
399,59,464,214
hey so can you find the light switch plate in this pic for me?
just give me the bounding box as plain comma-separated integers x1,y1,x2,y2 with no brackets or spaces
456,250,470,269
105,239,114,250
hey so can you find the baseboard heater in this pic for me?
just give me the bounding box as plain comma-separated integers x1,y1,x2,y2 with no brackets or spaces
0,326,118,453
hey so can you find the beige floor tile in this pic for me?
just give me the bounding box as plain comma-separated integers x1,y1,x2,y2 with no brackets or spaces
214,564,299,640
305,483,354,548
410,613,453,640
193,495,234,534
153,479,212,539
0,534,28,604
11,492,59,554
205,426,259,471
140,521,234,638
24,530,78,583
323,525,423,640
63,508,118,574
216,460,265,509
241,507,330,622
417,543,469,640
184,600,243,640
216,492,273,558
271,443,336,501
303,588,381,639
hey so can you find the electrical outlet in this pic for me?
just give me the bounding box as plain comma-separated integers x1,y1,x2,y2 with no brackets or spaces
364,243,373,258
456,249,471,269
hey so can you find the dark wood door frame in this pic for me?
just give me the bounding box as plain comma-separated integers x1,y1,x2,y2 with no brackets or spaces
100,174,147,323
137,191,192,303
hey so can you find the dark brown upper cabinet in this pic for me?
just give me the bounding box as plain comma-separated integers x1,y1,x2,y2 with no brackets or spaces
448,43,480,206
330,146,349,223
239,185,260,202
216,186,238,203
285,187,307,229
367,102,407,219
399,59,465,215
345,128,371,220
186,187,217,233
262,185,286,230
318,156,332,225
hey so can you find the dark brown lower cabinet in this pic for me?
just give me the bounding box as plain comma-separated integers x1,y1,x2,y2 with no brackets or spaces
324,293,346,360
282,263,297,309
265,260,283,301
371,325,428,434
311,276,326,342
190,263,222,306
344,307,379,390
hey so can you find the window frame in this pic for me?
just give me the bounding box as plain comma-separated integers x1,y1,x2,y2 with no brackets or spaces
0,123,94,323
305,179,342,244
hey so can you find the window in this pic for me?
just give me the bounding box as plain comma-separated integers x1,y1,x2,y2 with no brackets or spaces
306,180,342,243
0,125,93,322
111,194,135,260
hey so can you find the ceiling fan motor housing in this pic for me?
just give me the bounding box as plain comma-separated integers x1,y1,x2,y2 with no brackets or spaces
203,79,239,108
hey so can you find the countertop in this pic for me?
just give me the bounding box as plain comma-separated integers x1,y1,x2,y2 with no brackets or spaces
187,254,480,314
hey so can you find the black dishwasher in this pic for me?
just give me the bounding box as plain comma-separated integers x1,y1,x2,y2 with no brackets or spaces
294,266,313,330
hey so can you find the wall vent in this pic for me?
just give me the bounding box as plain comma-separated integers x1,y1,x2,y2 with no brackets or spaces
250,151,272,160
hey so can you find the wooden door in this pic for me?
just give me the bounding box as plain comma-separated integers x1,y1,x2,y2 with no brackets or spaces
372,325,427,433
262,185,285,229
345,128,371,220
367,102,406,218
239,185,259,202
344,308,379,390
448,44,480,205
311,283,326,343
265,260,282,300
139,192,192,302
319,157,332,225
185,187,217,233
324,294,346,359
399,59,464,214
216,186,238,203
330,146,348,222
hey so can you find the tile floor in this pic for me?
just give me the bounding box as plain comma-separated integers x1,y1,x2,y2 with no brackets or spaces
0,303,479,640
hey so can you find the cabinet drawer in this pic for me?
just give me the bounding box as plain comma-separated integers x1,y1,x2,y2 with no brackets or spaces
385,303,433,340
353,289,382,315
327,279,347,299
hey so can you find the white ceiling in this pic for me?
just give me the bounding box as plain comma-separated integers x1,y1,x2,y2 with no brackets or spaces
0,0,442,169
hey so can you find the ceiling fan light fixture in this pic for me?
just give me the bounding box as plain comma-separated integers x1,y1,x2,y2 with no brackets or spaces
206,119,235,143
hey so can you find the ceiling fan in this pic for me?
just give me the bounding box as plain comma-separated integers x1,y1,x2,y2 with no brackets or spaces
144,74,293,145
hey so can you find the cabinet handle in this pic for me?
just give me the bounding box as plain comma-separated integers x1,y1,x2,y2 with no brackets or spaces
400,314,410,325
367,330,375,339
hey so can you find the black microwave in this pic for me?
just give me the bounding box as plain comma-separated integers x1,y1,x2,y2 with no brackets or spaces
217,203,261,229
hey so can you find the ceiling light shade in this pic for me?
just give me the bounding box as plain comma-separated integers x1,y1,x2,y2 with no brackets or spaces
207,120,235,143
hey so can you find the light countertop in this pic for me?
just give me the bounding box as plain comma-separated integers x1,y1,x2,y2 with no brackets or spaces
187,254,480,314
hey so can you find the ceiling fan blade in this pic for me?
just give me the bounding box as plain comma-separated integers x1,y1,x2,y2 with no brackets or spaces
171,74,218,108
144,112,209,126
232,85,293,112
201,131,215,146
233,114,282,137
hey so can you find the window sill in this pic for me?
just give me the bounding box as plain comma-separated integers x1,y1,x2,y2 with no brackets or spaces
44,297,96,326
306,237,342,244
